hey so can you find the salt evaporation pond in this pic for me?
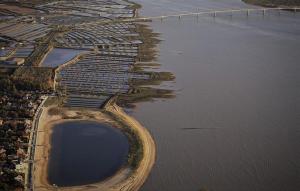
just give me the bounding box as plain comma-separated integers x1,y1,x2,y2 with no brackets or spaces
42,48,83,67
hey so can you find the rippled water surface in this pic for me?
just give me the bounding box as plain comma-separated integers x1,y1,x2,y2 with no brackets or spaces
133,0,300,190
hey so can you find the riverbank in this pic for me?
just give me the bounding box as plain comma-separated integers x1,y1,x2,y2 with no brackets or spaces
33,99,155,191
242,0,300,7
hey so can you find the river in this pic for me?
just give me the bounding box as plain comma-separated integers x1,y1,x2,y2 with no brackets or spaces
132,0,300,191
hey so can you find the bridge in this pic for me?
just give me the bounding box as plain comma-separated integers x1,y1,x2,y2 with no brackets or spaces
75,7,300,26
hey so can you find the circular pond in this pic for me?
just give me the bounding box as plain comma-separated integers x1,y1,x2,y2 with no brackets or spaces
48,120,129,187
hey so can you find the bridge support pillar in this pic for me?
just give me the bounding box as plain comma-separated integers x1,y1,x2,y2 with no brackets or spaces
213,12,216,17
247,9,250,17
263,9,266,16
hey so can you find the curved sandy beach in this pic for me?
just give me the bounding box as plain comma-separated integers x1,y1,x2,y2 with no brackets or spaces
33,101,155,191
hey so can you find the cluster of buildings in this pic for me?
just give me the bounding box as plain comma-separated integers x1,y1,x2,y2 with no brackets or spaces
0,91,43,190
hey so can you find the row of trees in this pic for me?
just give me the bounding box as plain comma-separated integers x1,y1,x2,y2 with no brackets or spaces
0,75,48,93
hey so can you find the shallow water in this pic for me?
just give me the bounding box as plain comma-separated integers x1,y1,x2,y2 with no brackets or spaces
48,121,129,187
42,48,82,67
132,0,300,191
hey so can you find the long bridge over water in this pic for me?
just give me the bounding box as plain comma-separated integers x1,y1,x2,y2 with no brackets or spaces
76,7,300,26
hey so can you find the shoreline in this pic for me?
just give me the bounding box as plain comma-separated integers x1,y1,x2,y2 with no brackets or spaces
33,100,155,191
242,0,300,8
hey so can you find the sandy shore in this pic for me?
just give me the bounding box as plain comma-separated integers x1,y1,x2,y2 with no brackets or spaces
33,102,155,191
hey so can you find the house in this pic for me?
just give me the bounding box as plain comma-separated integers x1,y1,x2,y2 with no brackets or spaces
16,148,26,159
14,175,24,183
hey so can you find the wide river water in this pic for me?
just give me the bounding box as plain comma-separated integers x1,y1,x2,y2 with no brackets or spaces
132,0,300,191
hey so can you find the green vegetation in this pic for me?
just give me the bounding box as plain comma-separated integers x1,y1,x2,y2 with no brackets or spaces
243,0,300,7
130,71,175,86
24,32,55,66
12,67,54,91
116,23,175,108
135,24,161,62
0,86,42,190
104,108,143,169
0,169,23,191
125,0,142,9
0,67,15,77
123,126,143,169
0,76,17,93
0,66,54,93
118,87,174,108
99,23,176,108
